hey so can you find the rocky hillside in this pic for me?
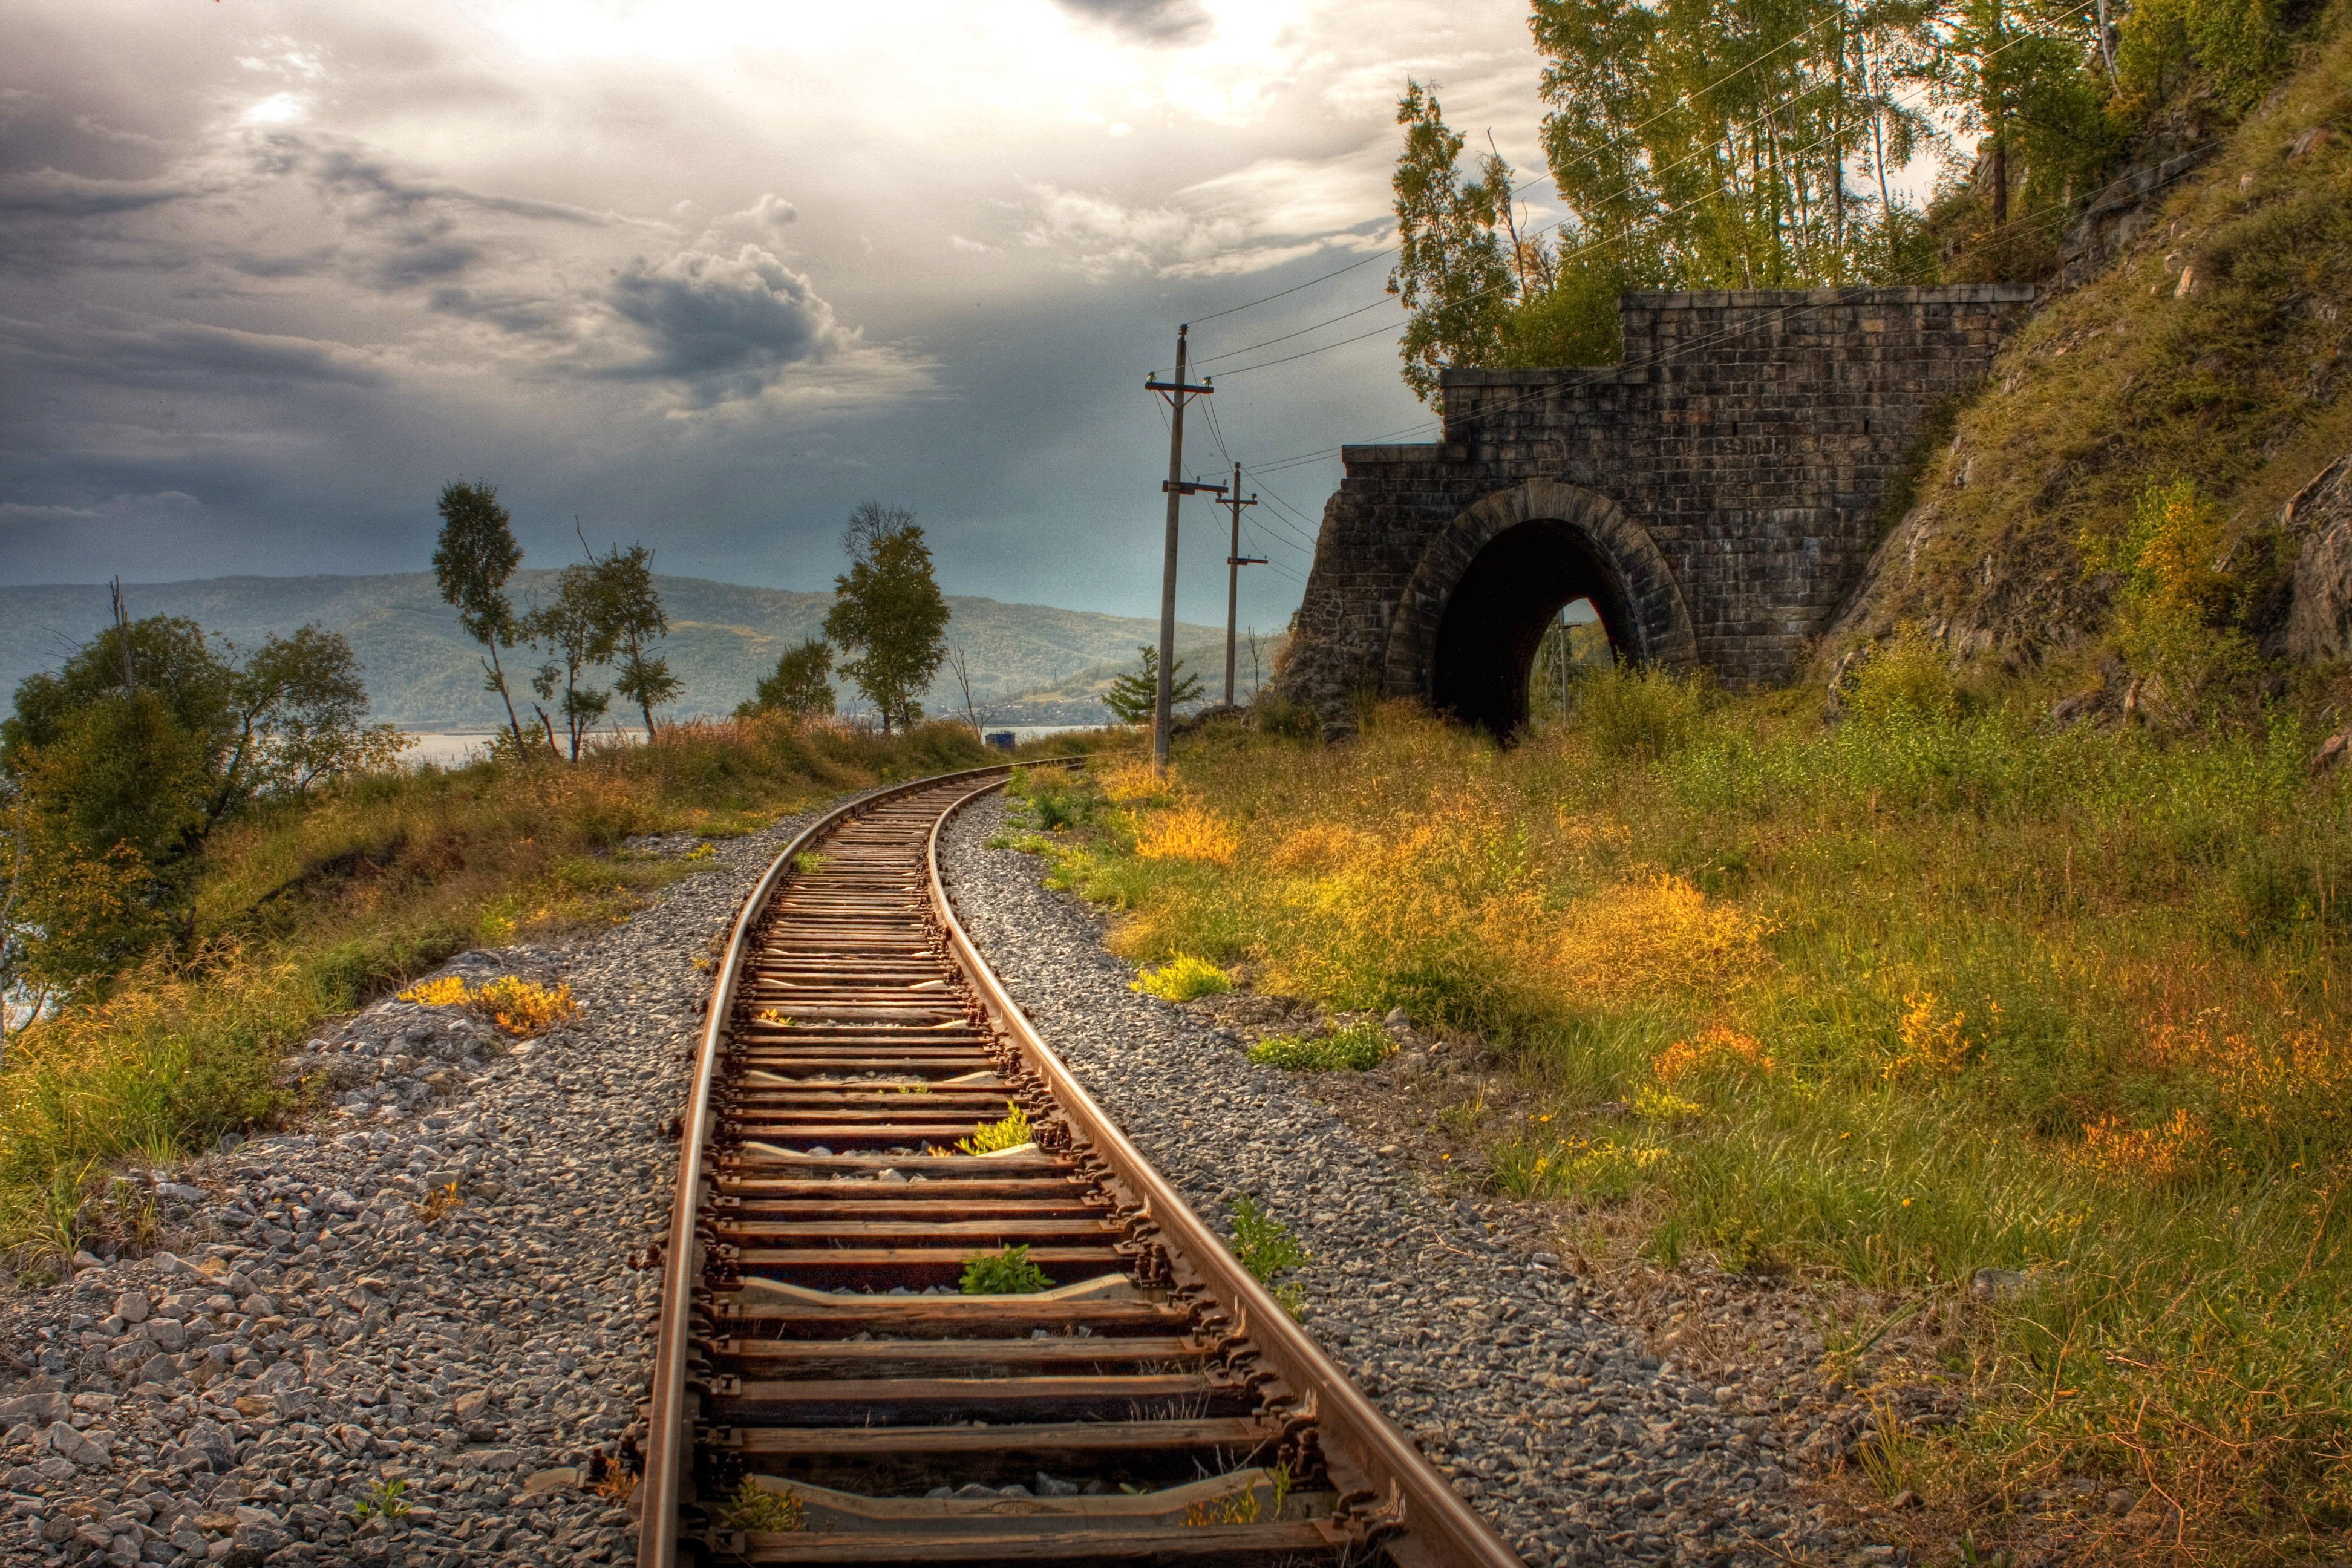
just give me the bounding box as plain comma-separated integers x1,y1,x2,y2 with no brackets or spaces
1828,10,2352,675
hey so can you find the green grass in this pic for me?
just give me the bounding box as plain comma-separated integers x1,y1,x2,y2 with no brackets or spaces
1228,1195,1308,1316
1012,679,2352,1554
0,717,1084,1270
1247,1021,1393,1071
1840,2,2352,658
1130,953,1232,1002
959,1244,1054,1295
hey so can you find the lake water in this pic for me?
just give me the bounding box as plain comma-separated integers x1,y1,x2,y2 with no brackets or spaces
399,723,1100,769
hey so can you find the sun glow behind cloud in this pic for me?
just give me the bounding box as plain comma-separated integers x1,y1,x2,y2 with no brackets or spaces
4,0,1549,609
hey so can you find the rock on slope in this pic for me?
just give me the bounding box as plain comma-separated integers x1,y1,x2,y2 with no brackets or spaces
1827,25,2352,668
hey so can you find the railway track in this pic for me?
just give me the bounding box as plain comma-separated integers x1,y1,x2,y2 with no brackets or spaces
636,761,1522,1567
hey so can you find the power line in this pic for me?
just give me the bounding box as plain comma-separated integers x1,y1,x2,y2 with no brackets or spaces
1198,0,2096,379
1183,7,1849,328
1212,134,2213,486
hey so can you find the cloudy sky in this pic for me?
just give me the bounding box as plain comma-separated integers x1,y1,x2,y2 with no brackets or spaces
1,0,1570,632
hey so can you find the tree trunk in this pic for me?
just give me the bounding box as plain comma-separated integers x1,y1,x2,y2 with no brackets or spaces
483,642,528,755
1991,129,2008,228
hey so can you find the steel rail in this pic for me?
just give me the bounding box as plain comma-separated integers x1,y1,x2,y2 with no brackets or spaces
639,763,1043,1568
638,759,1524,1567
927,777,1522,1568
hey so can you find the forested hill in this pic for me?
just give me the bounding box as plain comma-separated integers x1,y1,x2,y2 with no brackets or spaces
0,573,1220,728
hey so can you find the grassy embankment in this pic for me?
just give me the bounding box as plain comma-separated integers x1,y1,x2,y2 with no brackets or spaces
0,718,1091,1273
1011,671,2351,1557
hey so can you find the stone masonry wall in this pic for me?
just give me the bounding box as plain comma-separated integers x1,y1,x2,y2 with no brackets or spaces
1273,285,2036,722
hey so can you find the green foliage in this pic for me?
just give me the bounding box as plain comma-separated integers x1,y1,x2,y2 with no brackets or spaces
1529,0,1947,294
1103,645,1205,727
590,541,680,733
1247,1020,1393,1072
1049,697,2352,1550
719,1479,806,1533
352,1477,410,1522
1228,1195,1307,1314
2,614,405,993
1130,953,1232,1002
1388,81,1516,402
956,1099,1033,1154
2082,479,2262,718
824,502,950,735
431,479,528,750
959,1243,1054,1295
1843,624,1962,729
1923,0,2123,241
2116,0,2293,111
0,717,994,1264
742,638,837,719
1575,664,1705,760
524,563,617,760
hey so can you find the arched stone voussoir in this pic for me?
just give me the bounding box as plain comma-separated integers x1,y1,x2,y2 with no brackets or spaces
1380,479,1699,701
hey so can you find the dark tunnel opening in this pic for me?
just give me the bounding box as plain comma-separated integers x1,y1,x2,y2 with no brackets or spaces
1429,520,1636,737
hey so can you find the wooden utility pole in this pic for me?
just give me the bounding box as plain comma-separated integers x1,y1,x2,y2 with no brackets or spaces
109,578,134,692
1144,327,1218,769
1218,462,1263,707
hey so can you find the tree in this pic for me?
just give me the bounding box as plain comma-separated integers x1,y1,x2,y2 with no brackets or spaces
524,564,617,760
230,627,410,798
1924,0,2118,250
5,691,206,984
588,541,681,734
1388,82,1518,403
1105,645,1202,726
1520,0,1960,309
431,480,529,754
2,610,400,995
737,639,837,718
822,502,950,735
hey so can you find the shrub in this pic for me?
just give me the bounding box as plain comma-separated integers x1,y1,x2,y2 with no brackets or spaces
960,1244,1053,1294
1249,1021,1393,1071
956,1100,1033,1154
1130,954,1232,1002
396,974,578,1038
1576,665,1704,760
719,1478,806,1532
1132,805,1240,864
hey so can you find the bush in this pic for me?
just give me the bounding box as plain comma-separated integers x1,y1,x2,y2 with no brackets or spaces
960,1244,1053,1295
1130,954,1232,1001
1576,665,1705,760
1248,1021,1393,1071
955,1100,1033,1154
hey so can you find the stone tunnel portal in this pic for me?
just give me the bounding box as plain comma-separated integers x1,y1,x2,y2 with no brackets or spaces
1429,520,1633,736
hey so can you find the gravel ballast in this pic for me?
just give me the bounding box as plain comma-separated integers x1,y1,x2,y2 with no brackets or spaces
0,811,826,1568
5,777,1847,1568
940,791,1836,1568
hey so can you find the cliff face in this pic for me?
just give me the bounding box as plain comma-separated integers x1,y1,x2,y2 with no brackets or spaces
1826,19,2352,670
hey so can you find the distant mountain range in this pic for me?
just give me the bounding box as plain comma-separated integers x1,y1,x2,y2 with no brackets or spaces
0,574,1227,729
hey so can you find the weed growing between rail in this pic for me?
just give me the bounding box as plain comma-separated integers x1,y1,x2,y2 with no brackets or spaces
1011,683,2352,1555
956,1101,1033,1155
960,1244,1054,1295
0,718,1099,1273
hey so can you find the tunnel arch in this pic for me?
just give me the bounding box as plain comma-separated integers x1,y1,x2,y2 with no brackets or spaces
1381,479,1697,736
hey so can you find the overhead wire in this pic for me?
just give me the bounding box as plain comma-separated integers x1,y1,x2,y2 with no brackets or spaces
1195,0,2097,377
1212,136,2215,490
1183,7,1849,328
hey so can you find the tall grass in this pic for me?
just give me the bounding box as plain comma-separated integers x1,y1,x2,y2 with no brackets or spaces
0,717,1077,1270
1028,678,2352,1552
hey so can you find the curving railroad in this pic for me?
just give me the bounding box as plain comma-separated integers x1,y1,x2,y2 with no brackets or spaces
636,762,1523,1566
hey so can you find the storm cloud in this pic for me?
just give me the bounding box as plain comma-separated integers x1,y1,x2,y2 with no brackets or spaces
2,0,1552,632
